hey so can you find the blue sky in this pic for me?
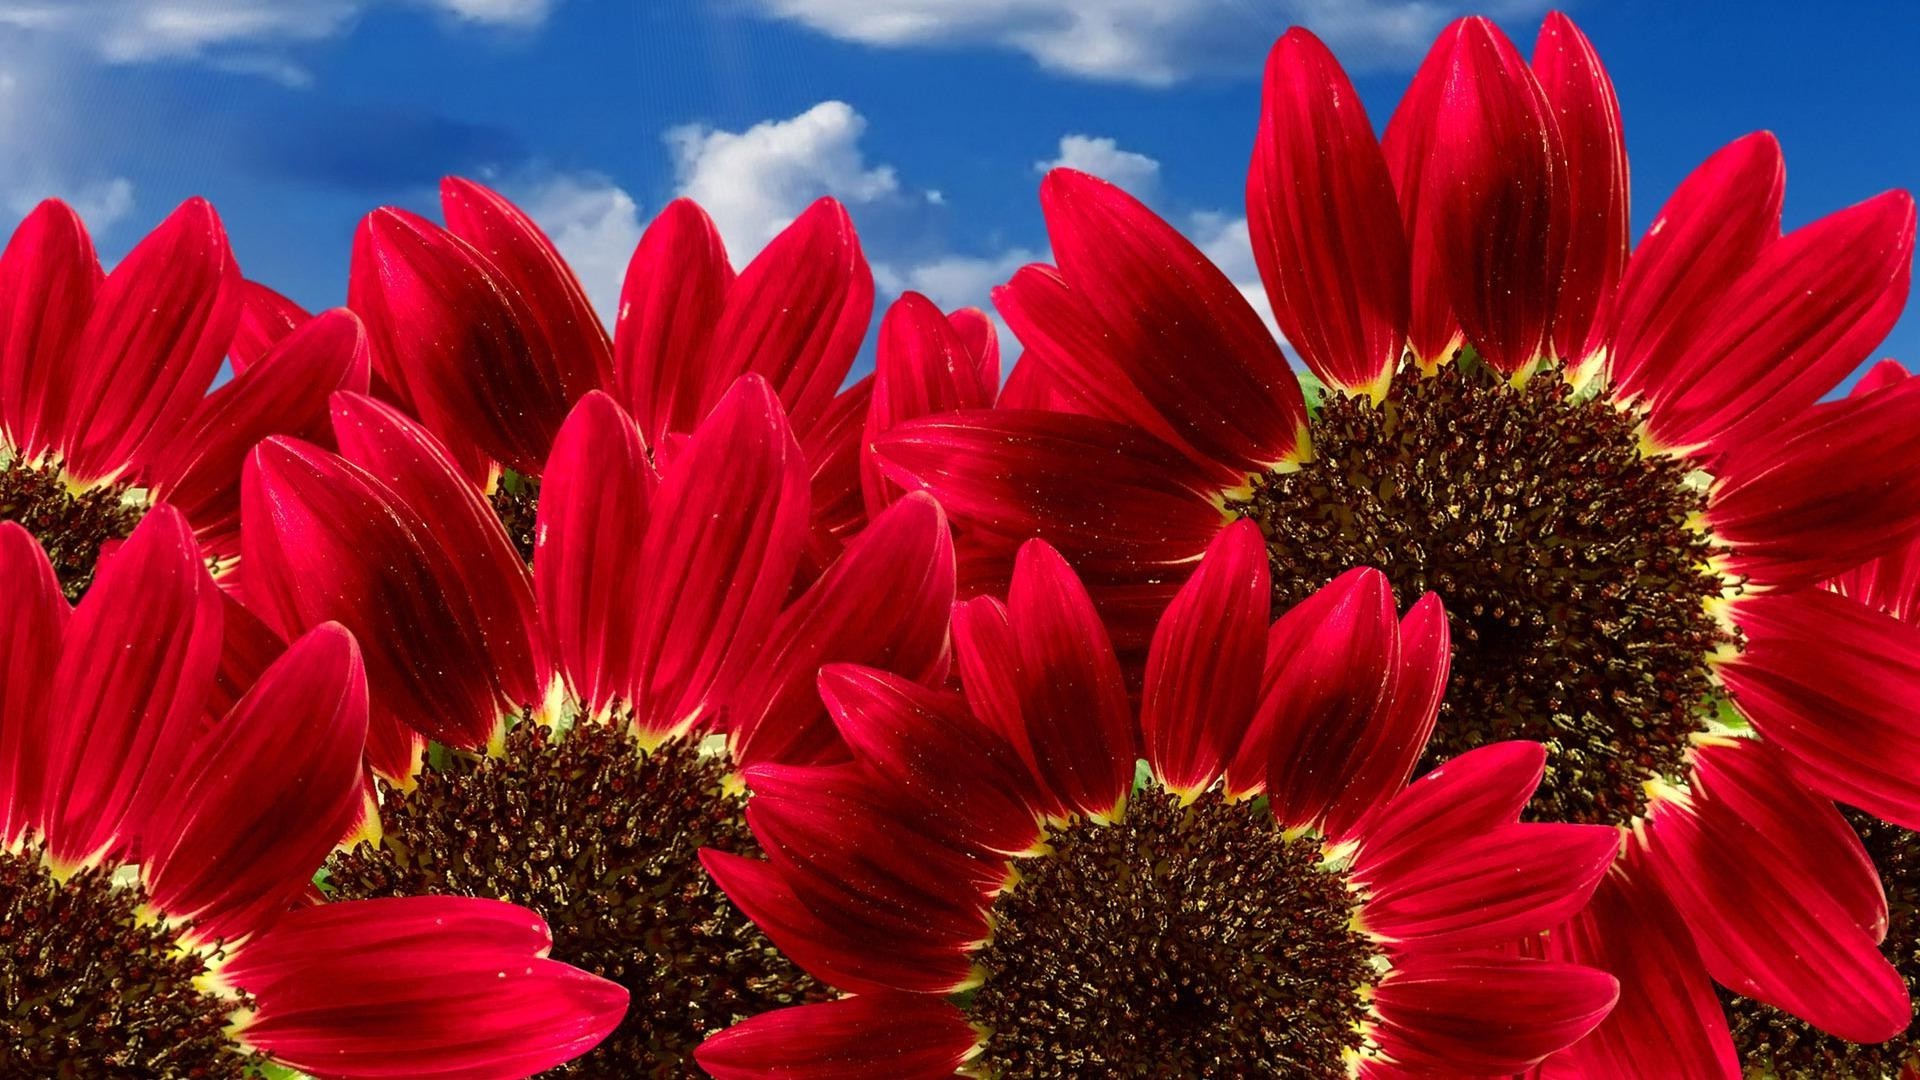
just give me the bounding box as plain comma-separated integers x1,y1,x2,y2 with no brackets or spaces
6,0,1915,383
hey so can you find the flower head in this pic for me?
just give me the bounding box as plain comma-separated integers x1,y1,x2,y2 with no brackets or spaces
0,199,368,596
870,12,1920,1068
699,525,1620,1076
240,375,956,1072
0,507,624,1076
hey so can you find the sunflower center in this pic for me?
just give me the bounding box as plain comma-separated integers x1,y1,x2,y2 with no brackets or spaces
965,788,1377,1078
0,456,144,602
1229,363,1735,826
488,469,541,564
1722,810,1920,1076
324,719,826,1077
0,841,255,1076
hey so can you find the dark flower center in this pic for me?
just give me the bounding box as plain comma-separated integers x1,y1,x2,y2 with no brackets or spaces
1230,363,1735,826
324,719,826,1077
0,457,144,602
488,469,541,564
0,841,256,1076
1722,810,1920,1076
966,788,1378,1078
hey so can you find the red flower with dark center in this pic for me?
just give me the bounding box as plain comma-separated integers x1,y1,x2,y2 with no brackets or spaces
868,13,1920,1070
696,523,1621,1077
237,374,956,1073
0,506,624,1076
0,199,368,598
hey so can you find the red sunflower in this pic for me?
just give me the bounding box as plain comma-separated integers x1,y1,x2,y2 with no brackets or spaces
0,506,623,1076
0,199,369,598
237,375,955,1073
696,522,1620,1077
870,13,1920,1072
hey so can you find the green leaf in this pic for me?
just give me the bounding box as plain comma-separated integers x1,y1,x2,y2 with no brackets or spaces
1296,369,1327,416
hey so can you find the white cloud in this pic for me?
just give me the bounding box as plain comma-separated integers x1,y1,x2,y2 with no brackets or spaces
513,172,642,326
434,0,551,25
1038,135,1159,197
666,100,902,259
745,0,1547,85
0,67,137,234
0,0,555,72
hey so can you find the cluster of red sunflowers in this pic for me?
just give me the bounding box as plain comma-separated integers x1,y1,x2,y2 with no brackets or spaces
2,10,1917,1079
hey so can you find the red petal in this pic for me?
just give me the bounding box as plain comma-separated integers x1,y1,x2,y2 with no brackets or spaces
1351,740,1547,887
1004,540,1135,820
728,492,955,770
1827,360,1920,625
1423,17,1569,377
696,996,978,1080
62,199,240,485
328,393,549,708
440,176,613,403
611,198,734,444
1645,190,1915,452
0,200,101,462
145,308,371,564
1538,835,1739,1079
229,279,310,375
534,391,657,718
874,409,1226,574
950,594,1059,810
1322,593,1450,842
1256,567,1399,829
1372,955,1618,1074
1727,588,1920,829
1141,519,1269,796
0,524,68,844
630,375,810,741
1832,528,1920,626
1382,30,1464,367
231,897,625,1078
1853,357,1912,398
1710,372,1920,590
701,847,975,995
821,664,1045,857
947,306,999,381
1362,821,1616,948
41,505,221,868
1533,12,1628,375
1042,168,1306,470
864,291,1000,514
1248,28,1408,395
142,624,367,945
745,762,1008,903
241,439,516,767
702,198,872,441
995,351,1069,411
1608,132,1784,404
991,265,1242,495
349,207,570,476
802,374,872,570
1645,737,1907,1043
744,795,988,950
364,710,426,790
206,589,284,724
